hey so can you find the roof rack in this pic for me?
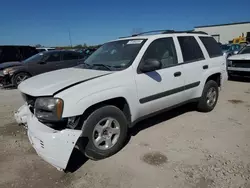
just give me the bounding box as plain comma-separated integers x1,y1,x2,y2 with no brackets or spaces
119,30,208,38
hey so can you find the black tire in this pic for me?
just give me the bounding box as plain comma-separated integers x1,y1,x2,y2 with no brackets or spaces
197,80,219,112
12,72,30,87
79,105,128,160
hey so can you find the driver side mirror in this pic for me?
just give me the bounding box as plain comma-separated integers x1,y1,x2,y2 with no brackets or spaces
139,59,162,73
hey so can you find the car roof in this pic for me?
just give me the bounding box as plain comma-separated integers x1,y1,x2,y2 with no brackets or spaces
110,33,209,43
39,50,79,54
0,45,35,48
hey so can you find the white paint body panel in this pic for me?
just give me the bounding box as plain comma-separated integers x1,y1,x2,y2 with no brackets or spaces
228,54,250,60
15,33,227,170
228,67,250,72
18,68,111,96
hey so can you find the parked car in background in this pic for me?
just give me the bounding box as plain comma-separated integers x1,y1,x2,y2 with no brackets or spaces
14,30,227,170
0,45,38,64
221,44,242,58
0,50,85,87
227,44,250,78
36,47,56,52
76,48,97,58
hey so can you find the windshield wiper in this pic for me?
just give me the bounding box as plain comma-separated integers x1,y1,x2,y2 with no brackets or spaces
92,63,112,70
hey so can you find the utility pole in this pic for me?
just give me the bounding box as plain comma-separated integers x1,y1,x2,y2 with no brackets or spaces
68,29,73,47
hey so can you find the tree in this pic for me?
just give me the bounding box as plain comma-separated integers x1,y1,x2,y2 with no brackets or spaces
83,43,87,48
74,44,83,48
35,44,42,48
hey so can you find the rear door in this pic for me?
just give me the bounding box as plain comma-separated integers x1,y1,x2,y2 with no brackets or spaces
176,35,206,100
60,51,81,69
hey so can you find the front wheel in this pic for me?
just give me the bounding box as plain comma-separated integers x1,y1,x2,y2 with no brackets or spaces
79,105,128,160
197,80,219,112
12,72,30,87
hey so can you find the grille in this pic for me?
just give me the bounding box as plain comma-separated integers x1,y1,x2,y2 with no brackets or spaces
231,60,250,68
21,93,36,113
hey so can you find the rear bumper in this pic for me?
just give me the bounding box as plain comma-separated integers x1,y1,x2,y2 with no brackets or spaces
16,104,82,170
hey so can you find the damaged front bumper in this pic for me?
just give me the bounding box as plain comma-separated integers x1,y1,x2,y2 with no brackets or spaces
15,104,82,171
14,104,29,126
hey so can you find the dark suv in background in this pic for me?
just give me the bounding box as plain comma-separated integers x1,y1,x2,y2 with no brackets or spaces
0,46,38,64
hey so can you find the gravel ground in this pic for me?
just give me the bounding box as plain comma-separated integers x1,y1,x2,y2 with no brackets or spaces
0,79,250,188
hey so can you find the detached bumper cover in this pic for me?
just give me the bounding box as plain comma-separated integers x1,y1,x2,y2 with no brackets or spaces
14,104,30,125
16,104,82,170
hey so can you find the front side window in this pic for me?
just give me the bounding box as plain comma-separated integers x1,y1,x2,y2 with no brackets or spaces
178,36,204,62
22,53,44,63
142,37,178,69
199,36,223,58
238,46,250,54
83,39,146,70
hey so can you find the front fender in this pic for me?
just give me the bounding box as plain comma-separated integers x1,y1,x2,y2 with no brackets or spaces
60,86,139,122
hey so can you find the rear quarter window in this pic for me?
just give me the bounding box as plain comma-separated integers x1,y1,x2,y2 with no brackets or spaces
199,37,223,58
19,47,38,60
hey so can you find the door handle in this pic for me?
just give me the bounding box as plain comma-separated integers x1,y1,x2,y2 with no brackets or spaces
174,71,181,77
203,65,209,69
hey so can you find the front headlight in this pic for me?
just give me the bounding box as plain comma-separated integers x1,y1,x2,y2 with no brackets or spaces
34,97,64,121
3,68,16,75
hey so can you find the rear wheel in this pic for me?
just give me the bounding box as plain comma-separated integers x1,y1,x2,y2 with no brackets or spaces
12,72,30,87
79,105,128,160
197,80,219,112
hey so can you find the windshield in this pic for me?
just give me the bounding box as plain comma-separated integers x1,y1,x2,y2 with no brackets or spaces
238,46,250,54
22,53,44,63
221,45,230,51
79,39,146,70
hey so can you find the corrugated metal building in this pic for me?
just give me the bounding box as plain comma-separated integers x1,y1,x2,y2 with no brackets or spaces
194,22,250,44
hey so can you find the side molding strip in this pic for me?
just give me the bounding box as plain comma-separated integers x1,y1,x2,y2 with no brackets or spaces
139,81,200,104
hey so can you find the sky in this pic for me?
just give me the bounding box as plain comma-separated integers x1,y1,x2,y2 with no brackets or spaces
0,0,249,47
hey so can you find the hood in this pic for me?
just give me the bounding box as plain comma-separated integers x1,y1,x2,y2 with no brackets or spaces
228,54,250,60
18,68,111,96
0,61,22,70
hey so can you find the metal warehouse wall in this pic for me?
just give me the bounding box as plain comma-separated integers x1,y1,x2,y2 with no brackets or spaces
194,23,250,44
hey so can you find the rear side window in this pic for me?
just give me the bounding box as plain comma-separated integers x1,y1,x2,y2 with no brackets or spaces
45,52,61,62
177,36,204,62
19,47,38,60
0,46,20,63
199,37,223,58
62,52,80,60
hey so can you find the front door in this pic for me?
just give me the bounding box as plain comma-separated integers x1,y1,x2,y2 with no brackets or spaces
135,37,185,117
34,51,62,75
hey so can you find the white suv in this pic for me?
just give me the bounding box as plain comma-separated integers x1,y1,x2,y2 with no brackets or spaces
14,30,227,171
